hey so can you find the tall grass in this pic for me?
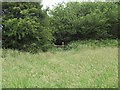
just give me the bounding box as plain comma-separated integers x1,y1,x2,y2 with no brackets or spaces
51,39,118,51
0,48,2,89
2,39,118,88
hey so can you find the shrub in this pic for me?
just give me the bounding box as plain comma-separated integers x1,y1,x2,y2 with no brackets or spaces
49,2,118,44
2,2,54,52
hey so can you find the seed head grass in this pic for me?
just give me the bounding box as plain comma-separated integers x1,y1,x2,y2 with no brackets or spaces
2,45,118,88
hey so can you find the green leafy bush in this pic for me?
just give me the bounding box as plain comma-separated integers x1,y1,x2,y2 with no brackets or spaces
49,2,119,44
2,2,53,52
64,39,118,50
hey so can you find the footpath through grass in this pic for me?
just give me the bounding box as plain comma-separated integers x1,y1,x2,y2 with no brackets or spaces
2,40,118,88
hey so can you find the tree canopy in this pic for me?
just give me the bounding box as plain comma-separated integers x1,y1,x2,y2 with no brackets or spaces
2,2,119,52
49,2,119,44
2,2,53,52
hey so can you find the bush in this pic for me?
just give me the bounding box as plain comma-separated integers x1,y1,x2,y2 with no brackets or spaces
49,2,119,44
64,39,118,50
2,2,54,53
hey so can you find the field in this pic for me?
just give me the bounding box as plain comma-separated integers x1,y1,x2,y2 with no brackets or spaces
2,40,118,88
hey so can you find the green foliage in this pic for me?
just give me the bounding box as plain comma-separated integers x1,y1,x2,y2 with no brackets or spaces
2,2,119,52
64,39,118,50
2,2,53,52
49,2,119,44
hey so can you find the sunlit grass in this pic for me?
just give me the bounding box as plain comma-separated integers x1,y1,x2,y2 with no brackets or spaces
2,45,118,88
0,48,2,89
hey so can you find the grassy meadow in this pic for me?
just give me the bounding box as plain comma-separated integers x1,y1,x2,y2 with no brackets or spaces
2,40,118,88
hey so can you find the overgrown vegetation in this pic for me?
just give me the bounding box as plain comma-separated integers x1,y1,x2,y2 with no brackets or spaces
50,2,119,44
64,39,118,50
2,40,118,88
1,1,119,88
2,2,53,52
2,2,119,52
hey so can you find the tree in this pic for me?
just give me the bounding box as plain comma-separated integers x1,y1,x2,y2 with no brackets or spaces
49,2,118,44
2,2,53,52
